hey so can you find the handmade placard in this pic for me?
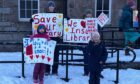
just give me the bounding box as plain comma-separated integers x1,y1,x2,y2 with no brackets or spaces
23,38,56,65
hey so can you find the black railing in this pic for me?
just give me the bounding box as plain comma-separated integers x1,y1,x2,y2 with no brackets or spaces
0,28,139,84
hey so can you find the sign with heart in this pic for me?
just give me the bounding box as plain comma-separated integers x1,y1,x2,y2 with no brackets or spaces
23,38,56,65
85,18,98,32
63,19,98,43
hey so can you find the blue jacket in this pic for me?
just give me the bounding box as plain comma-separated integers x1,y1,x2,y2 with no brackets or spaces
119,5,133,30
86,41,108,71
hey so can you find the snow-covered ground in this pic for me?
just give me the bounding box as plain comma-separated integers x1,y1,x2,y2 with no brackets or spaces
0,49,140,84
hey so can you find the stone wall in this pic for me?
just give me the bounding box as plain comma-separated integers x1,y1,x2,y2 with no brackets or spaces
0,0,127,51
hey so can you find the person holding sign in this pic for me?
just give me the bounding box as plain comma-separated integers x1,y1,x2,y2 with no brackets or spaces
45,1,61,76
87,32,108,84
31,24,50,84
82,9,93,76
119,0,140,55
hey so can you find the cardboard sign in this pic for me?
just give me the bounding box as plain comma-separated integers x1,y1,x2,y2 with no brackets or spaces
97,12,109,27
32,13,63,37
23,38,56,65
86,18,98,32
63,19,91,43
133,10,139,27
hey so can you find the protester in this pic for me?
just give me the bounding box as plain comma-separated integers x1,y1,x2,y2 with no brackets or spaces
31,24,50,84
87,32,108,84
82,9,93,76
119,0,140,55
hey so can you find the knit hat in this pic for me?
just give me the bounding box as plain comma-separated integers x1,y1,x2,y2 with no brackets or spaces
85,9,92,15
127,0,136,7
47,1,56,8
84,9,93,18
37,24,46,34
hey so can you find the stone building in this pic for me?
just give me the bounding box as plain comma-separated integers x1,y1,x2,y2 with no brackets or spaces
0,0,138,51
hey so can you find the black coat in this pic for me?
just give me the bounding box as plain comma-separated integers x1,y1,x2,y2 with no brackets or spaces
119,5,133,30
87,41,108,71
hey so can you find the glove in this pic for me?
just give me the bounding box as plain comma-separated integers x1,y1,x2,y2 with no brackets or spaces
29,18,34,24
118,28,123,32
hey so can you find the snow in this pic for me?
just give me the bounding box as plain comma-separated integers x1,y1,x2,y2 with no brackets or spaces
0,49,140,84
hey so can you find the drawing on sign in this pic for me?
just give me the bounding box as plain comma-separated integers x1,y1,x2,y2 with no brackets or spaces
63,19,98,43
23,38,56,65
97,12,109,27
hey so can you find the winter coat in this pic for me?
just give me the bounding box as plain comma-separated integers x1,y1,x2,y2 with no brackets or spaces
119,5,133,30
30,34,50,40
86,41,108,71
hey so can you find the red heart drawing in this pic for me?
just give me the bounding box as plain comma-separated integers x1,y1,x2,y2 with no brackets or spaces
42,55,45,60
47,57,51,62
30,55,33,60
36,55,39,59
81,21,86,28
26,44,33,55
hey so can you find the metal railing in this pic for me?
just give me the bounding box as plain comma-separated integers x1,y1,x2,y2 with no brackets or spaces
0,27,139,84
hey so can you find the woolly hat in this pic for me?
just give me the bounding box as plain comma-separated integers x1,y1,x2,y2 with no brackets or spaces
127,0,136,7
85,9,92,15
47,1,56,8
37,24,46,34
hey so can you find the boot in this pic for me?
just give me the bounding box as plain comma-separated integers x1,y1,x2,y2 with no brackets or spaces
39,80,44,84
34,83,38,84
45,72,50,76
125,49,130,56
33,80,38,84
100,74,104,78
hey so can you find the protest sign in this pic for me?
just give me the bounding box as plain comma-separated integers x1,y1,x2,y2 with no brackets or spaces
23,38,56,65
32,13,63,37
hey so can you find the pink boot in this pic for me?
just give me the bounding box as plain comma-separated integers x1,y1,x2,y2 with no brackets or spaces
39,80,44,84
34,83,38,84
33,80,38,84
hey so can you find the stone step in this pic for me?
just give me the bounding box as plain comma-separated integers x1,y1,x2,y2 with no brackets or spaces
0,8,11,14
0,22,12,27
0,26,32,31
0,45,22,52
0,33,28,42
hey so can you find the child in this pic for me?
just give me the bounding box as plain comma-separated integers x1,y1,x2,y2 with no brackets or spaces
87,32,108,84
31,24,50,84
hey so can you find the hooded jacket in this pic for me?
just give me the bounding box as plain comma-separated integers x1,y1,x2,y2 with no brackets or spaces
119,5,133,30
31,24,50,40
86,41,108,71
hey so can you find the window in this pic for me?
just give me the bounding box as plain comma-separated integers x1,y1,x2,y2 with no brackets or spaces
95,0,112,24
18,0,39,21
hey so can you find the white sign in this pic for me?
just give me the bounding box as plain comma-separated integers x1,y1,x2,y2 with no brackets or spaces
23,38,56,65
97,12,109,27
63,19,91,43
32,13,63,37
86,18,98,32
133,10,139,27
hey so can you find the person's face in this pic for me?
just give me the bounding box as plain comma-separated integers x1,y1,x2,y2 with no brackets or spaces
86,13,93,18
39,28,45,34
127,0,134,6
131,5,136,10
48,6,55,12
91,33,100,42
127,0,133,4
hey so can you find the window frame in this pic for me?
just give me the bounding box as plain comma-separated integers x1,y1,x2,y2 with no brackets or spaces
95,0,112,24
18,0,40,22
